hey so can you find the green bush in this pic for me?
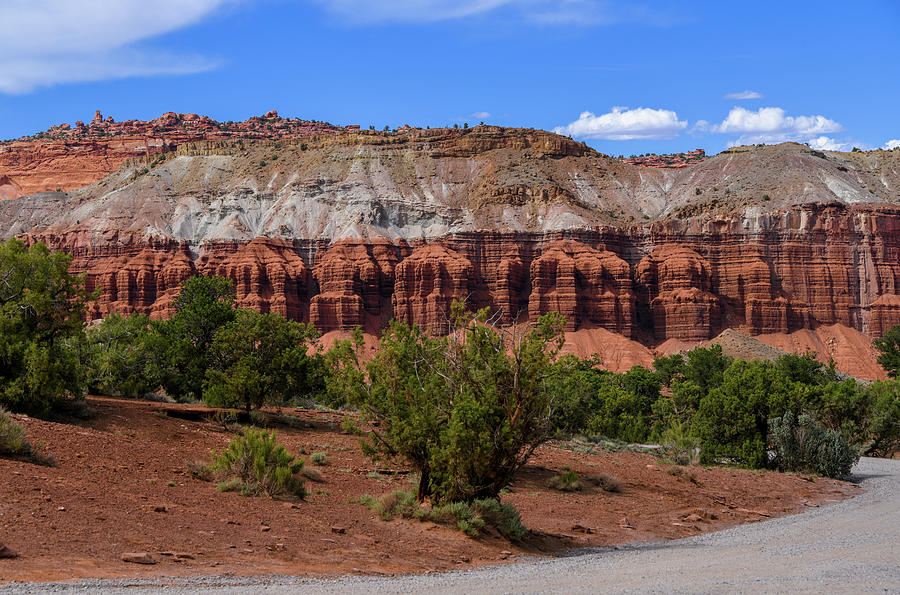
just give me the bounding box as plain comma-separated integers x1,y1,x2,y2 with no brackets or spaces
204,309,321,413
659,420,700,466
360,489,527,540
209,428,306,499
84,313,158,398
694,359,796,468
769,411,859,479
547,468,581,492
0,407,54,466
330,303,565,503
863,381,900,456
874,325,900,378
151,275,237,401
310,452,327,465
0,239,90,416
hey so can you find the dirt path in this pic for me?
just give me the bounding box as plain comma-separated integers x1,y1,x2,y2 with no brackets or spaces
4,457,895,594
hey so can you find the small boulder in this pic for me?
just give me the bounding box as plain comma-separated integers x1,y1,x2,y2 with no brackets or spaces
0,542,18,559
121,552,156,565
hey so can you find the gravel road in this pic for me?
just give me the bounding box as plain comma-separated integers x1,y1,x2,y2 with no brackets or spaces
3,457,898,594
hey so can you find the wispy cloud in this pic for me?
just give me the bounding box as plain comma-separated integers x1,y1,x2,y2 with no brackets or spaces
0,0,230,93
884,139,900,150
309,0,514,24
310,0,657,26
554,106,688,140
724,90,763,100
709,106,842,145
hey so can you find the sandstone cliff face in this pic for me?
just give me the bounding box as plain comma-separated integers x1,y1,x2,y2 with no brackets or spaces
528,240,635,335
636,246,721,341
6,128,900,355
310,240,402,331
17,203,900,348
0,110,350,199
392,244,474,333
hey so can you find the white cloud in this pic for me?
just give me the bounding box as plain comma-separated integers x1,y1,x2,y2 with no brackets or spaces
553,106,688,140
884,139,900,150
310,0,513,23
724,90,763,100
471,111,491,119
710,106,842,145
807,136,852,151
0,0,230,93
311,0,642,26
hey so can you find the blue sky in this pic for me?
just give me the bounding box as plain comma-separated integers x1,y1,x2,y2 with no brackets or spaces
1,0,898,154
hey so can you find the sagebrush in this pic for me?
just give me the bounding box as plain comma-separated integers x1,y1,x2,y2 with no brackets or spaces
209,427,306,498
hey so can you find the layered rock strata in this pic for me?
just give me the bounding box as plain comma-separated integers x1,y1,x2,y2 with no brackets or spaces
19,203,900,343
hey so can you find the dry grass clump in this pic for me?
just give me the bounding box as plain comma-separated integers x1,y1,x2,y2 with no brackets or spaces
359,489,527,540
0,407,55,466
666,465,700,485
547,468,582,492
584,473,623,493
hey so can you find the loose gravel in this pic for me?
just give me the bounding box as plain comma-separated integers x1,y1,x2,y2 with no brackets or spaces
3,457,898,594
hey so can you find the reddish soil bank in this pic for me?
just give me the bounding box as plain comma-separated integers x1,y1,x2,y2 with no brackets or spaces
0,397,858,584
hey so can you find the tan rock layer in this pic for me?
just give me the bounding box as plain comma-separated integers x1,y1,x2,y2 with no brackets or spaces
23,203,900,341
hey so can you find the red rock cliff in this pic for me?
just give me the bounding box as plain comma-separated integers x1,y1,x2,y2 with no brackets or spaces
20,203,900,348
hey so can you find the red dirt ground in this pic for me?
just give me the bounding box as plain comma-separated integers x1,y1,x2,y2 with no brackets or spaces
0,397,859,584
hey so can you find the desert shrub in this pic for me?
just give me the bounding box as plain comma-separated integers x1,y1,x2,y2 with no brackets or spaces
584,372,654,443
0,239,90,416
658,420,701,465
0,407,29,458
187,460,212,481
204,309,321,413
666,465,699,484
301,467,324,482
360,489,527,540
546,355,609,435
769,411,859,479
330,303,565,503
209,428,306,499
84,313,158,398
694,359,796,468
0,407,54,466
361,488,420,521
863,381,900,456
150,275,237,401
874,325,900,378
547,468,581,492
310,452,327,465
583,473,623,493
775,353,838,386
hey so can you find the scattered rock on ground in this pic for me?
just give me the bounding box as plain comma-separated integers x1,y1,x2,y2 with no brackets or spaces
121,552,156,565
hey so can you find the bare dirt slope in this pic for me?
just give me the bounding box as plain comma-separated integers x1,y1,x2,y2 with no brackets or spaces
0,398,856,584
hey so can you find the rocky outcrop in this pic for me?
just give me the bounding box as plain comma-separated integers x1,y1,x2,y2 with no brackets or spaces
196,238,310,320
528,240,635,335
17,201,900,344
310,240,402,330
636,246,721,341
6,125,900,350
0,110,352,198
392,244,474,333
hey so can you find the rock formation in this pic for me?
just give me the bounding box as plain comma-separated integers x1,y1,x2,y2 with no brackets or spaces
392,244,474,333
0,110,354,199
4,124,900,377
528,240,635,335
